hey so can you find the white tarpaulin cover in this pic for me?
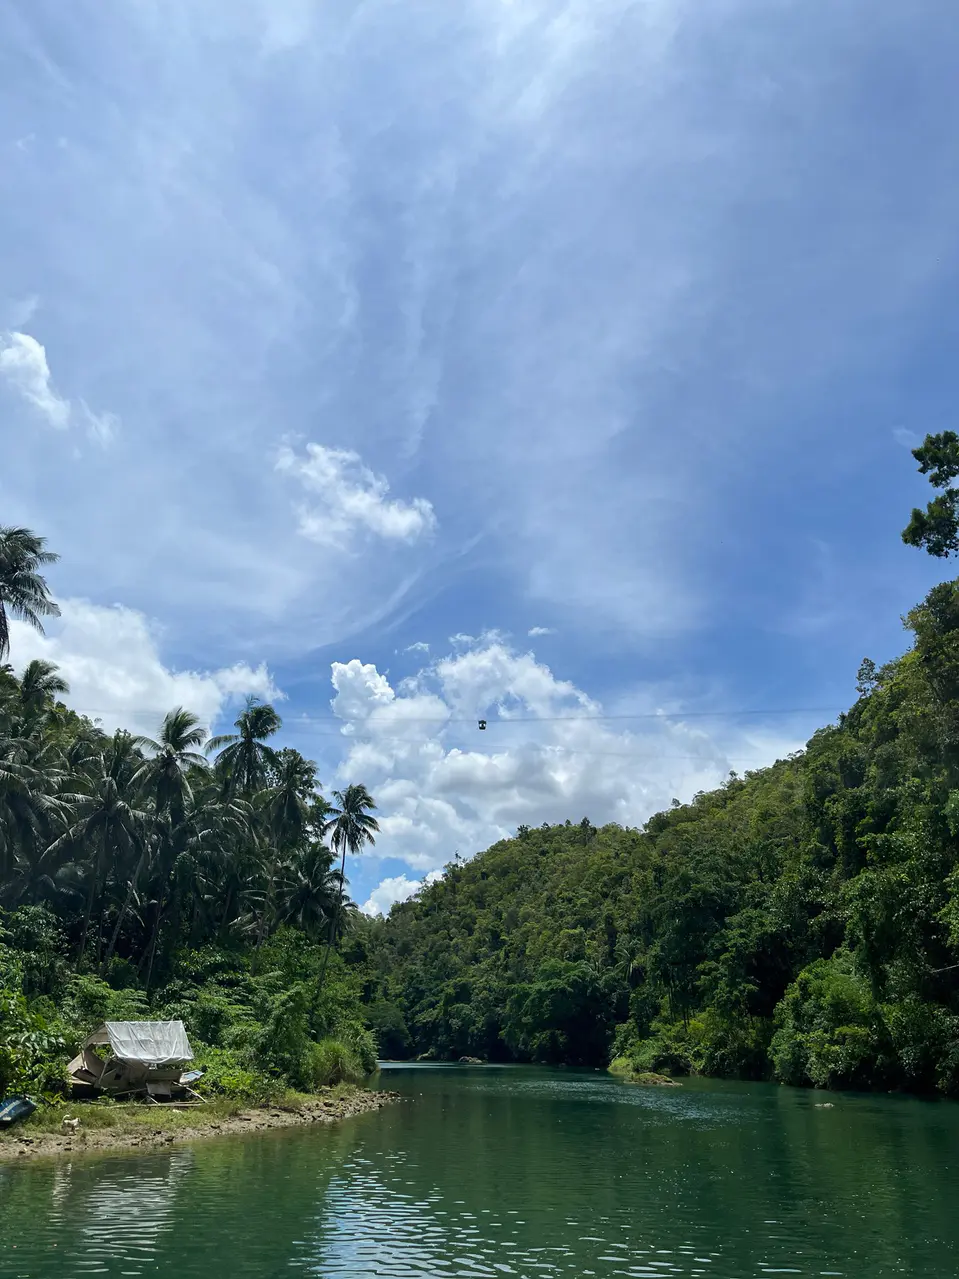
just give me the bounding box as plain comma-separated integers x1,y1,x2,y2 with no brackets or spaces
85,1021,193,1064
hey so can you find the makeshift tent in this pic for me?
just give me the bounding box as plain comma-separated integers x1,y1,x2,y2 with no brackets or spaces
67,1021,202,1104
83,1021,193,1065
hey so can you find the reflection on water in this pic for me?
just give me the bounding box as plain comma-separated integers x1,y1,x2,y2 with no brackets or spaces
2,1068,959,1278
76,1150,193,1273
3,1150,194,1277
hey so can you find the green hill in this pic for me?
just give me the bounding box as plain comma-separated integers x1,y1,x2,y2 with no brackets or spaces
364,579,959,1094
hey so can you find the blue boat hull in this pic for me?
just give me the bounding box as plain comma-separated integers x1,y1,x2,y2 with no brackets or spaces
0,1096,37,1127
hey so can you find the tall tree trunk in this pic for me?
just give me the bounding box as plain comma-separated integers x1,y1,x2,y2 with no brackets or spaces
75,844,103,968
219,882,234,933
316,842,346,992
101,848,146,974
143,900,163,992
255,860,277,949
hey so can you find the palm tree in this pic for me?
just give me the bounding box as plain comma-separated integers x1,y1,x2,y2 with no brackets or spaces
49,736,150,967
0,733,69,890
278,843,341,938
19,659,69,718
133,707,208,824
318,783,378,986
0,527,60,661
94,710,204,975
206,698,282,797
253,749,319,946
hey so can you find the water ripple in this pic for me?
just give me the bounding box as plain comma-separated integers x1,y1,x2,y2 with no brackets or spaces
3,1071,959,1278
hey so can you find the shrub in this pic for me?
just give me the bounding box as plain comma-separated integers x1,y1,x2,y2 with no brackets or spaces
304,1038,364,1087
61,974,148,1043
0,989,67,1100
624,1025,694,1077
192,1046,274,1102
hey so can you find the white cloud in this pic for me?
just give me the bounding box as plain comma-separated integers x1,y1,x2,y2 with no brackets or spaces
0,330,118,443
8,599,279,738
528,626,554,637
330,639,807,876
361,872,437,917
81,403,119,446
361,869,443,916
1,0,952,782
0,331,70,428
404,641,431,655
277,443,437,547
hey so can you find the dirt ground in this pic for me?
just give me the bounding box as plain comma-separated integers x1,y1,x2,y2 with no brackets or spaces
0,1087,399,1161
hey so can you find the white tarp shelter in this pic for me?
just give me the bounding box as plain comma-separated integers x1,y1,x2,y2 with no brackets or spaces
84,1021,193,1065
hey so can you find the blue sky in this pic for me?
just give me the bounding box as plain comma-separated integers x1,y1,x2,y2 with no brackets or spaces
2,0,958,913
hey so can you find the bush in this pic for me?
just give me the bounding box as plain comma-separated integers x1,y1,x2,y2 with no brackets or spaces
623,1025,695,1077
304,1038,364,1087
0,907,67,998
691,1007,772,1080
61,974,148,1043
0,989,67,1100
192,1046,274,1102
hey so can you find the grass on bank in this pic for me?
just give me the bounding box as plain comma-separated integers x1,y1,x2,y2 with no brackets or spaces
0,1083,362,1147
608,1057,682,1086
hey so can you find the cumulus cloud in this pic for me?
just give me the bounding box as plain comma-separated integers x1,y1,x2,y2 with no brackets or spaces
528,627,554,637
0,330,118,443
361,870,443,917
330,638,807,876
277,443,436,547
404,641,431,655
8,599,279,738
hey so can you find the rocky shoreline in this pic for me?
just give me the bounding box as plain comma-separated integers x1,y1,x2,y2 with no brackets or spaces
0,1087,399,1162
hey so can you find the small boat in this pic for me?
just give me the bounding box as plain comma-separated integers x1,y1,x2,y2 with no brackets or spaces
0,1096,37,1127
179,1069,203,1085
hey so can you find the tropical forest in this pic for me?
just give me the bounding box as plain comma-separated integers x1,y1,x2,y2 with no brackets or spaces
6,432,959,1104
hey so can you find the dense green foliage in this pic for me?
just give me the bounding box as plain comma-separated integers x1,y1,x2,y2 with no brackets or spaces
8,429,959,1102
364,581,959,1094
0,532,380,1099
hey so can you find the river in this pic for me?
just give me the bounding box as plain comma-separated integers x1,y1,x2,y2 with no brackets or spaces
2,1065,958,1277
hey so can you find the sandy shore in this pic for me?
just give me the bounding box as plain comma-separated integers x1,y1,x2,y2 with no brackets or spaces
0,1087,399,1162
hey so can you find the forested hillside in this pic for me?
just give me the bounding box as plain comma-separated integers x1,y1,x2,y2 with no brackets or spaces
359,432,959,1094
365,581,959,1093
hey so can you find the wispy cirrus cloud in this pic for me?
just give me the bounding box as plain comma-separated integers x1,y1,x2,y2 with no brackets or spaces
1,0,957,908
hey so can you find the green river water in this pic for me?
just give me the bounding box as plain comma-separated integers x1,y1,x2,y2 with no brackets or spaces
1,1065,958,1278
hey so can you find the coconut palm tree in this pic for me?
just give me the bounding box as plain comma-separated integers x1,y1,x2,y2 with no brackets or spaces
251,749,319,945
133,707,208,823
19,659,69,718
317,783,378,985
49,733,150,966
206,698,282,797
278,843,341,938
0,732,69,890
0,526,60,661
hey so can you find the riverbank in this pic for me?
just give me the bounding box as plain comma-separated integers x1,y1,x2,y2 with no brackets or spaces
0,1085,398,1161
608,1058,682,1086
